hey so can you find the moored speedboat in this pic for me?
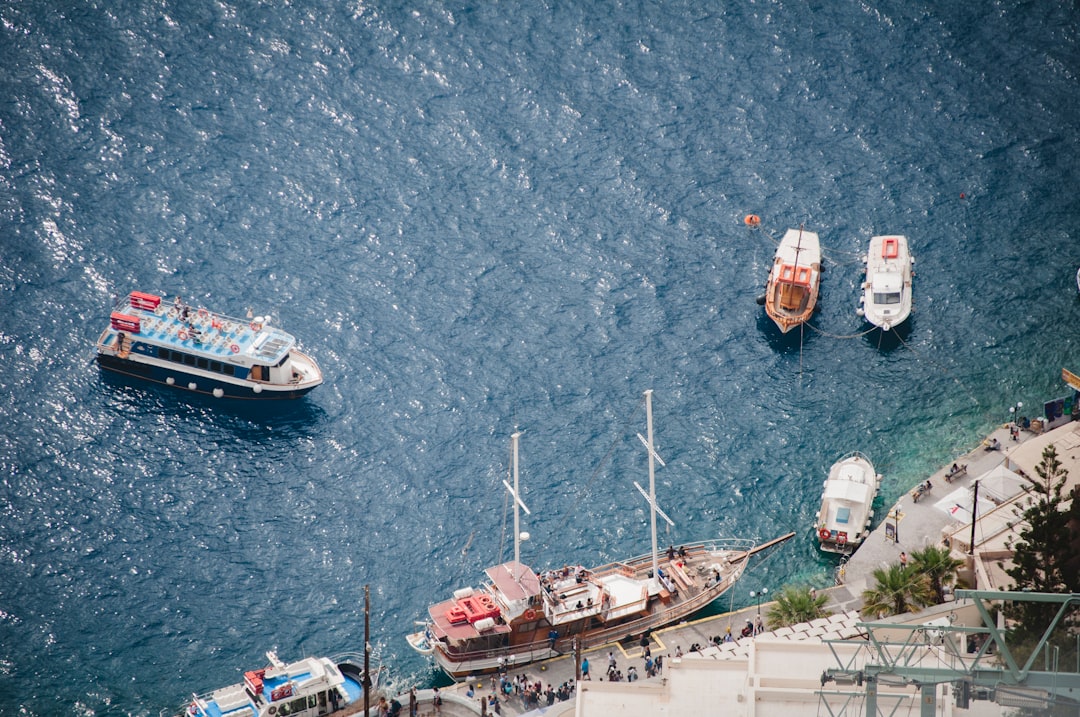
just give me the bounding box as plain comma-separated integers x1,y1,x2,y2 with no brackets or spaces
95,291,322,399
181,651,376,717
815,451,881,554
856,235,914,331
763,228,822,333
407,391,795,680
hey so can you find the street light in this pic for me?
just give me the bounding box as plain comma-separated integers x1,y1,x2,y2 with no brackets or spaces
1009,401,1023,424
750,587,768,612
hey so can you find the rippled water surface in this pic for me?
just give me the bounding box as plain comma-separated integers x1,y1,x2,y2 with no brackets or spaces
2,1,1080,714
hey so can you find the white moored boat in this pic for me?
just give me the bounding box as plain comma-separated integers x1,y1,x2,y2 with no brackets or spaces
763,228,822,333
815,451,881,554
96,291,322,399
407,391,795,680
856,235,914,330
180,651,378,717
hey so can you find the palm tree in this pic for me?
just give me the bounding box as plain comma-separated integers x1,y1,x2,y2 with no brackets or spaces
909,544,964,603
766,585,830,629
860,564,934,618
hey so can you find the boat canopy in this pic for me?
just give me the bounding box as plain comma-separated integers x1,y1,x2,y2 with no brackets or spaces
485,561,541,601
822,479,873,502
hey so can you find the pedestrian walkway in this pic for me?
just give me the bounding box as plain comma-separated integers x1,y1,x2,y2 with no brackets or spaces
835,419,1037,609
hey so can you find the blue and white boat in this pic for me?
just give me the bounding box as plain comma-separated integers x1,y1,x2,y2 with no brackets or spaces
181,651,373,717
96,291,323,399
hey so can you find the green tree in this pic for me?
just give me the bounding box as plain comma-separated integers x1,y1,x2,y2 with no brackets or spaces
1004,444,1079,635
766,585,830,629
860,564,933,618
909,544,964,604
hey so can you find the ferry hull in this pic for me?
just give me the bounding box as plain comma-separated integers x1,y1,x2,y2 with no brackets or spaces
97,354,318,400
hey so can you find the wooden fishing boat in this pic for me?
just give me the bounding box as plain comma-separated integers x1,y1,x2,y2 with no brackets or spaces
763,228,822,333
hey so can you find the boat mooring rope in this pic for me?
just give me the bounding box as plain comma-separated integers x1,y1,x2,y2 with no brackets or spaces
804,323,878,340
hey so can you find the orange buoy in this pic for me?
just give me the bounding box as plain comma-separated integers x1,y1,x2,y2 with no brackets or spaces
744,214,761,227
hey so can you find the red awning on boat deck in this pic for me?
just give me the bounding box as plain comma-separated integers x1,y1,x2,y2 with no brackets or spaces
428,597,513,641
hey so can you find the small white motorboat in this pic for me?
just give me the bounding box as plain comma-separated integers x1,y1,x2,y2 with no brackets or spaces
857,235,914,330
815,451,881,554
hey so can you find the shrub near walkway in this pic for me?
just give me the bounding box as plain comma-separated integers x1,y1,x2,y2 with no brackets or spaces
766,585,830,629
860,563,934,618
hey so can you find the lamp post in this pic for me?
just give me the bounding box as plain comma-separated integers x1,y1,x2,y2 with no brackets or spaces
1009,401,1023,424
750,588,768,635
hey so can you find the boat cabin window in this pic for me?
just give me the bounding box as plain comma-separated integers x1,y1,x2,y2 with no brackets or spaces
277,695,317,715
873,291,902,305
157,348,239,377
836,507,851,524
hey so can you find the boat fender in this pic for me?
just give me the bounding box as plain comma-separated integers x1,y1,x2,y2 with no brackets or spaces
743,214,761,227
755,294,766,306
268,708,276,716
818,528,831,541
523,609,536,621
188,382,197,390
213,388,224,398
166,377,175,385
253,384,263,394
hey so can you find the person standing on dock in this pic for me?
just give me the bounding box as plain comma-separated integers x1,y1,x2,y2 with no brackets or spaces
900,551,908,568
581,657,590,680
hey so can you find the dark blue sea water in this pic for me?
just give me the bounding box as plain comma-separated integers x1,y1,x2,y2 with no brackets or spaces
2,1,1080,714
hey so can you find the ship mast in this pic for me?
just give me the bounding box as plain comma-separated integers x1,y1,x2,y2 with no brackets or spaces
635,390,674,590
646,390,659,587
503,431,531,565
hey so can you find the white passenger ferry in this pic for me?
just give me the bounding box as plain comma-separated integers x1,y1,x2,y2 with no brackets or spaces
96,291,322,399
